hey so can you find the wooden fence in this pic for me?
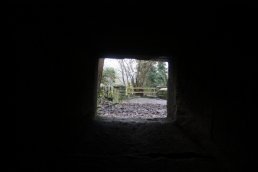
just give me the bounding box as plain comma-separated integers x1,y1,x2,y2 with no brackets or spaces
99,85,167,103
100,85,157,102
126,87,157,97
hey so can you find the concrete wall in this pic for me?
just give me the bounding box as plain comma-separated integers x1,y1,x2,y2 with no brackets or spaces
13,3,257,171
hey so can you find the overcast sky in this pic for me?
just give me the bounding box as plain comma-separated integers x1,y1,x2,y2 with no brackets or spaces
103,58,168,85
104,58,168,69
103,58,120,69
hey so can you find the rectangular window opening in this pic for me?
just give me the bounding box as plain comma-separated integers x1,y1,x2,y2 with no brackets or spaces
96,57,170,121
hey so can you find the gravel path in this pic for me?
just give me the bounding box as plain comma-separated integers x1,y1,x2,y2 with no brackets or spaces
123,97,166,105
97,98,167,119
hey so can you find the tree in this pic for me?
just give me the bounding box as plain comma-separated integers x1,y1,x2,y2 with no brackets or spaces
117,59,168,88
97,58,104,90
146,61,168,87
118,59,156,87
135,60,156,87
101,67,117,86
146,63,158,87
118,59,137,86
156,62,168,86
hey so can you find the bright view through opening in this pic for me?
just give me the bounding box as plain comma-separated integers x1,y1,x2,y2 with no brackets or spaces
97,58,168,120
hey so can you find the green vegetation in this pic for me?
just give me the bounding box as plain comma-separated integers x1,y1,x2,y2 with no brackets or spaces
102,67,117,86
156,88,168,99
98,59,168,104
146,62,168,87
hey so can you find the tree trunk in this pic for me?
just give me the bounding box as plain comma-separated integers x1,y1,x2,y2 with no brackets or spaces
97,58,104,91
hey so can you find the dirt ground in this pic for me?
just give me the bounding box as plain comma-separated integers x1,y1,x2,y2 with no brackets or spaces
123,97,167,105
97,98,167,120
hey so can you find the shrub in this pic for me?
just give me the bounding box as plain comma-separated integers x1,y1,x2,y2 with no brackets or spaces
156,88,167,99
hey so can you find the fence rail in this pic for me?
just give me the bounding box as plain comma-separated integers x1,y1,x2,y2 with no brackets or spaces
126,87,157,96
99,85,166,103
100,85,157,97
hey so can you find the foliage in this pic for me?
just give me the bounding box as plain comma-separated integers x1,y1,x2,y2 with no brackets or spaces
102,67,117,86
99,59,168,102
156,88,168,99
118,59,137,86
156,62,168,86
135,60,156,87
146,63,158,87
118,59,157,87
146,62,168,87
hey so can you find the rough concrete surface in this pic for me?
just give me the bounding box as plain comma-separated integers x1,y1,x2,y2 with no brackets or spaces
14,4,256,171
56,120,226,171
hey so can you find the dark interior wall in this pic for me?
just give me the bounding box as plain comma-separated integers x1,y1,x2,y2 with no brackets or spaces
13,5,100,168
12,3,257,170
174,6,257,168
